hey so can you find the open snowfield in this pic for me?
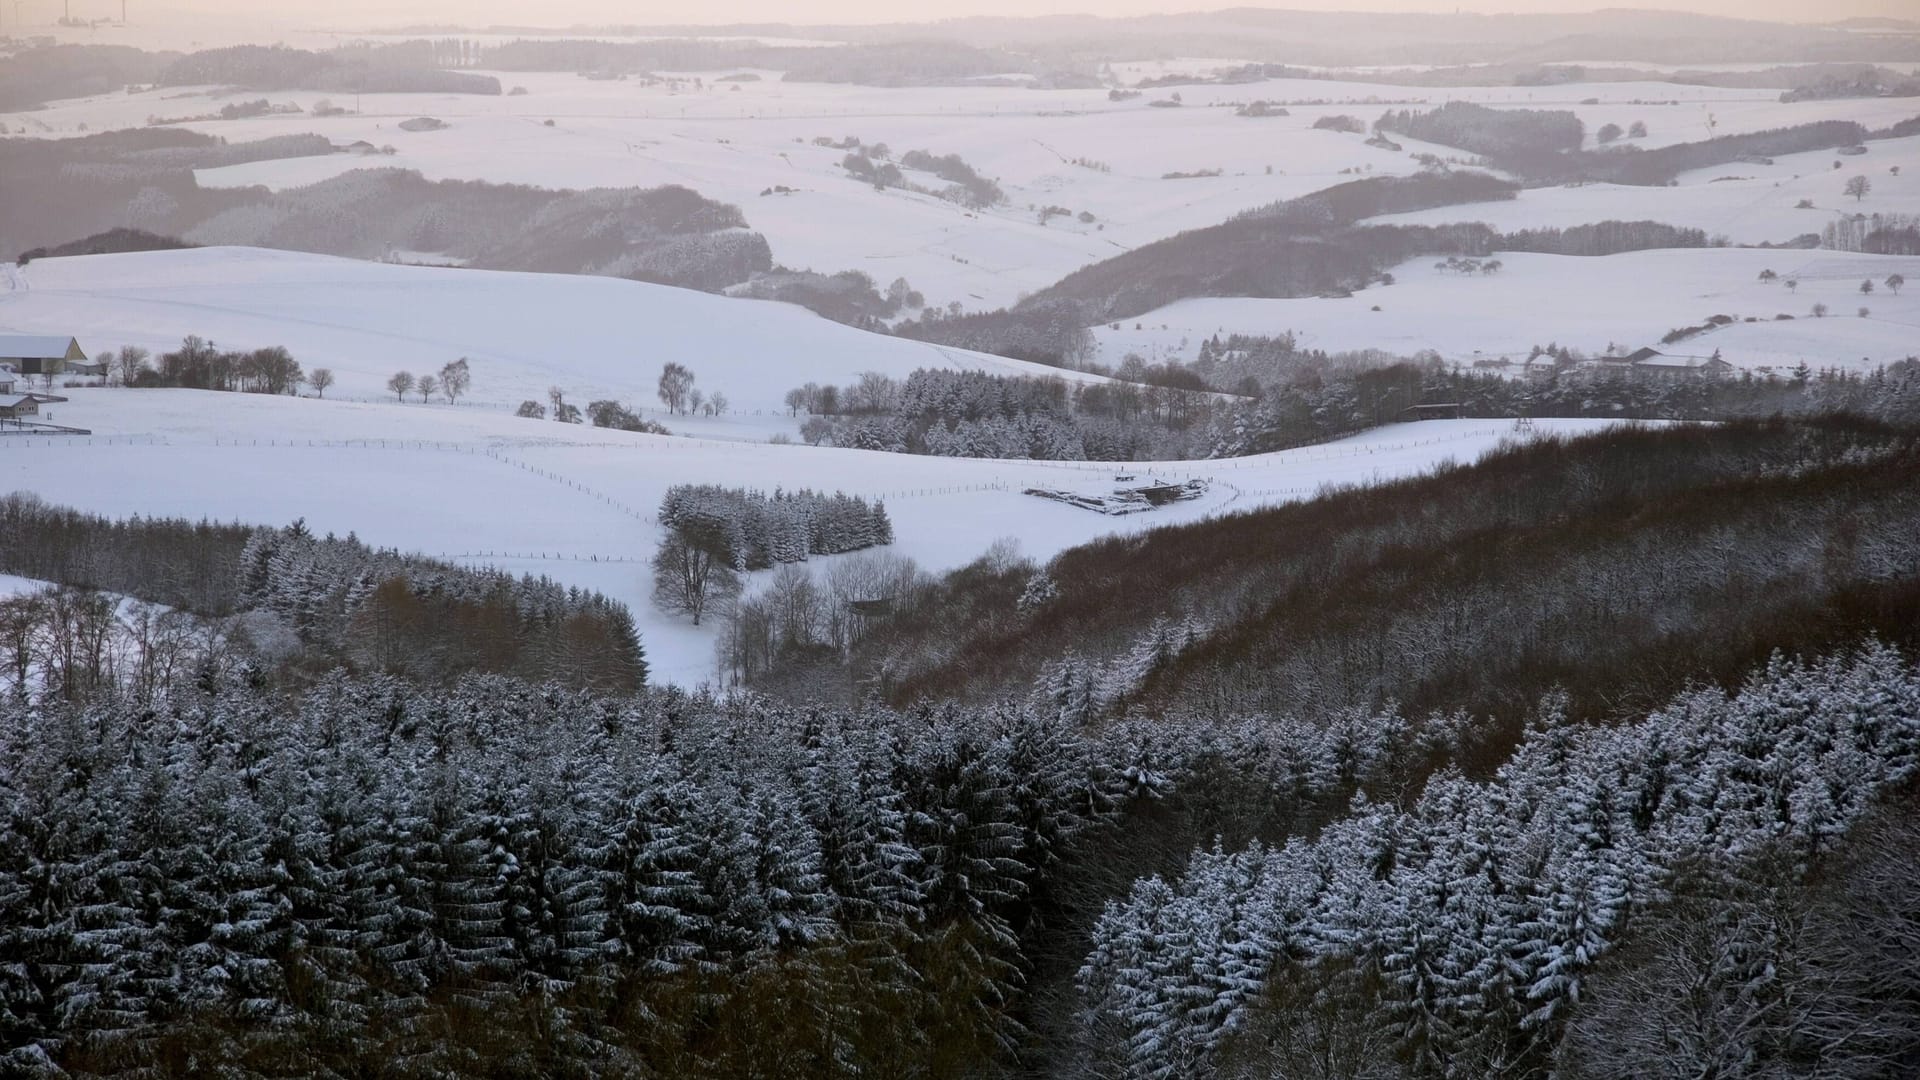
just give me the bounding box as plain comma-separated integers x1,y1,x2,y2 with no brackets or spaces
0,575,53,599
12,66,1903,309
1093,247,1920,373
1368,134,1920,246
0,388,1628,685
0,247,1108,422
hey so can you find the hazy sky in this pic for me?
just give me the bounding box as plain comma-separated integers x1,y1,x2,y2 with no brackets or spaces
92,0,1916,28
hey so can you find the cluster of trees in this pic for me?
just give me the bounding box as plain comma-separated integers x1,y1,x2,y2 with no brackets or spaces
521,386,678,431
0,495,646,692
658,484,894,572
4,131,770,290
715,549,930,689
1536,119,1872,187
972,172,1517,330
1592,118,1648,143
1780,68,1920,101
482,37,1031,87
190,169,764,289
2,129,321,260
1363,108,1875,188
787,367,1223,460
385,358,471,404
835,137,1005,208
1823,211,1920,255
15,226,194,265
1077,645,1920,1078
0,43,173,112
651,486,894,628
893,299,1098,369
728,268,924,328
1311,114,1368,133
103,335,315,395
1196,342,1920,459
156,43,502,94
653,362,727,417
1497,219,1707,255
581,398,671,433
237,521,645,690
0,585,213,706
1375,101,1585,158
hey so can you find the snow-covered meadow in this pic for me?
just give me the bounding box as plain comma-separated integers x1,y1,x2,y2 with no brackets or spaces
1368,134,1920,248
0,387,1626,684
2,49,1912,681
13,64,1911,311
1092,247,1920,373
0,247,1106,420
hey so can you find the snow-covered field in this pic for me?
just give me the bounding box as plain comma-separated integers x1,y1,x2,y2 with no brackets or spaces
1,49,1908,684
0,388,1627,685
1369,134,1920,247
0,574,53,600
0,247,1105,421
1094,247,1920,373
14,66,1908,310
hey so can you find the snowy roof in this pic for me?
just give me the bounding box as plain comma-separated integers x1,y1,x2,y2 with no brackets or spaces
0,335,78,359
0,394,36,408
1635,353,1724,369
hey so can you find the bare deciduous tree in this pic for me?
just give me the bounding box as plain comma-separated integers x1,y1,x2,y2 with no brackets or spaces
309,368,335,398
439,357,471,403
652,525,740,626
658,362,695,415
115,345,150,386
387,370,414,401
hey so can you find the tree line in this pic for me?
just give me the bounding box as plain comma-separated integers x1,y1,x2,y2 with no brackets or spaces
4,131,766,291
658,485,893,572
786,367,1225,461
0,495,645,692
1206,353,1920,456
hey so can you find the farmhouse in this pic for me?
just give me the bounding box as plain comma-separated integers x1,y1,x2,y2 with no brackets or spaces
0,334,86,378
0,394,40,420
1627,348,1734,382
1400,401,1465,421
1589,347,1732,382
0,366,15,394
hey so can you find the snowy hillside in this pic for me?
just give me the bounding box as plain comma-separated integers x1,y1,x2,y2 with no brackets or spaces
1093,247,1920,373
1367,134,1920,247
0,388,1629,685
0,247,1104,420
19,69,1914,310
